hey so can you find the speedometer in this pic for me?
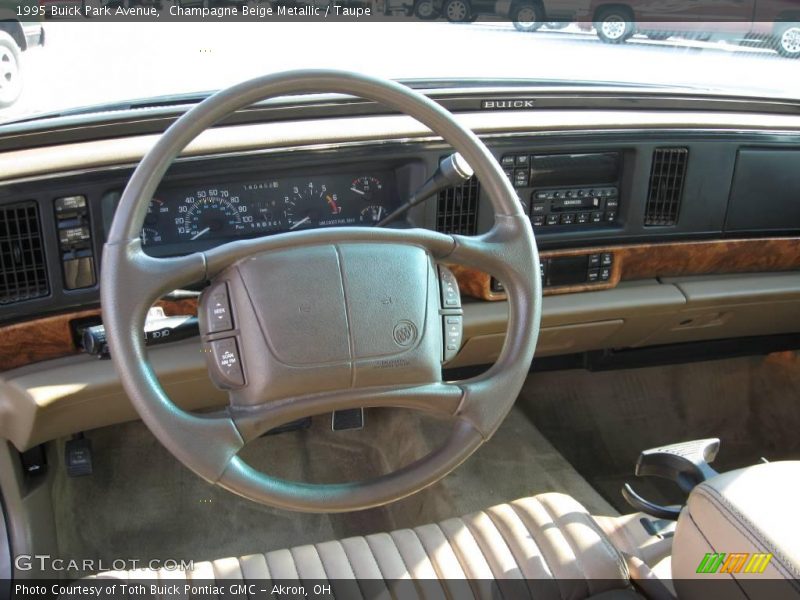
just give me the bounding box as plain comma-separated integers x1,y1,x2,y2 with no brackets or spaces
177,189,244,241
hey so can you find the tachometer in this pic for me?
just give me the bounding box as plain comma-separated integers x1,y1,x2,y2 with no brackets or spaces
178,189,244,241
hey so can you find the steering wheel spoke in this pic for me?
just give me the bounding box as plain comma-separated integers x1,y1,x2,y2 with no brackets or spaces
230,381,464,444
202,226,456,278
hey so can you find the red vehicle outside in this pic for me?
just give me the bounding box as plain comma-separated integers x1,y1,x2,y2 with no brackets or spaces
575,0,800,58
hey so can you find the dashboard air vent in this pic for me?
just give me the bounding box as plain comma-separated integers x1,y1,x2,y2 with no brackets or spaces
645,148,688,226
436,176,480,235
0,201,49,305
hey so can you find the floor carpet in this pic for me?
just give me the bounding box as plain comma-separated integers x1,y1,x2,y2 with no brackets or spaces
519,352,800,513
51,404,615,567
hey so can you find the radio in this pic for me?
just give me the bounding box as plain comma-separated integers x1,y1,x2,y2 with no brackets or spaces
501,151,622,228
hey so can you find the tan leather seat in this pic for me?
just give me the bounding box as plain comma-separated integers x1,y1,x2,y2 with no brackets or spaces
90,493,642,599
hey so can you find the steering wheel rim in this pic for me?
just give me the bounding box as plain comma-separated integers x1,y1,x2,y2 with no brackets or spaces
102,69,541,512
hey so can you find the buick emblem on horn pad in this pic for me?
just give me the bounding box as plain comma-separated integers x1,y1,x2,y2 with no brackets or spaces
392,320,417,347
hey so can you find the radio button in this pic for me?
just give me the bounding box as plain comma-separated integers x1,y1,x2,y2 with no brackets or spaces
546,214,560,226
515,155,529,166
207,337,245,388
561,213,575,225
501,155,515,167
577,212,590,224
531,202,546,214
532,215,545,226
534,191,549,200
591,211,603,223
605,211,617,222
204,281,234,333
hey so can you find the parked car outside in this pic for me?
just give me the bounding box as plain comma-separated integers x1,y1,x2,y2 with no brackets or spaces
0,5,44,108
577,0,800,58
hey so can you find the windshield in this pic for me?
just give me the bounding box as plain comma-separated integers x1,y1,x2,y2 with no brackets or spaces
1,12,799,123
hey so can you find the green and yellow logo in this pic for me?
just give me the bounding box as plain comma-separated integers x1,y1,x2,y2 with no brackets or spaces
696,552,773,574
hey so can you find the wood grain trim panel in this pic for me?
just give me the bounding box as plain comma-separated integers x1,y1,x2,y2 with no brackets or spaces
0,299,197,372
453,237,800,302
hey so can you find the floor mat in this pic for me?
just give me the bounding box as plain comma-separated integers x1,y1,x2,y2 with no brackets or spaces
51,405,615,567
519,352,800,513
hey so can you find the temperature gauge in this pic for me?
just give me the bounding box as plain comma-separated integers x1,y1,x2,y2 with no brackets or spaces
350,176,383,201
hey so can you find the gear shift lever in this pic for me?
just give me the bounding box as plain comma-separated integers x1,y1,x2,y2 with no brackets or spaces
622,438,721,520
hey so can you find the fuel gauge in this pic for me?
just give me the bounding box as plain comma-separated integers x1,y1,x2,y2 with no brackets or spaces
360,205,387,223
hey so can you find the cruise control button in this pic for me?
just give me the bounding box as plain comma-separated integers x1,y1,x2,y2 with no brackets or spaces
204,281,233,333
442,315,463,362
438,265,461,308
208,337,244,387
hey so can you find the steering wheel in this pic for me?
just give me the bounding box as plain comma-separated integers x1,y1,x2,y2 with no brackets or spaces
102,70,541,513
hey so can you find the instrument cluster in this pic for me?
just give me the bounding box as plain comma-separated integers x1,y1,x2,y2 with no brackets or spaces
139,170,397,252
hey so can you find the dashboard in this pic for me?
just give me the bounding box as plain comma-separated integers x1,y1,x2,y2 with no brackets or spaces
105,170,399,256
3,89,800,454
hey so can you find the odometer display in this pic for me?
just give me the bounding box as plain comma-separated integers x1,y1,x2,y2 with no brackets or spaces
136,170,397,255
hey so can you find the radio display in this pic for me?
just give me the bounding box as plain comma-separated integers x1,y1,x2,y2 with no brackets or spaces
530,152,620,187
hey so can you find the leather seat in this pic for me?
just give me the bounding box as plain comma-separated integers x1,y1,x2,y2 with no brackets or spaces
90,493,642,599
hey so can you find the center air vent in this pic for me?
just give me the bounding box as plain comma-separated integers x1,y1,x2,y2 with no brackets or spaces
645,148,689,226
436,176,480,235
0,201,49,305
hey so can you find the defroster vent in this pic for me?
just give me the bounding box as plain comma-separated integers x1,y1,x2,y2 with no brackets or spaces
1,202,49,305
436,175,479,235
645,148,688,226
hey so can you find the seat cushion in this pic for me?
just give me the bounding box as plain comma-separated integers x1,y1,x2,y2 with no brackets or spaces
90,493,637,599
